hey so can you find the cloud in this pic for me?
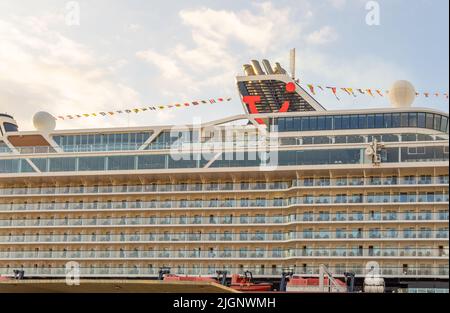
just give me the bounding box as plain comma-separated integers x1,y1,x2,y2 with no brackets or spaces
136,1,310,101
306,26,339,45
127,23,141,32
0,15,141,130
328,0,347,9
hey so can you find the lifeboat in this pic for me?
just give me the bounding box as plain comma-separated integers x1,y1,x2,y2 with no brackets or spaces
229,271,272,292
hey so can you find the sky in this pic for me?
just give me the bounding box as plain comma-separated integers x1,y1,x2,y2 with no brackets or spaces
0,0,448,131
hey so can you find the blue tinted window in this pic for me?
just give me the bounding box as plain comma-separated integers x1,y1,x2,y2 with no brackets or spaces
138,155,167,169
3,123,18,132
434,115,441,131
301,117,309,131
350,115,359,129
49,158,76,172
294,117,301,131
400,113,409,127
392,114,401,128
334,116,342,129
426,113,434,129
383,114,392,128
375,114,384,128
358,115,367,129
278,118,285,131
78,157,105,171
325,116,333,130
309,117,317,131
317,117,326,130
367,115,375,128
440,117,448,133
108,156,136,170
409,113,418,127
341,116,350,129
418,113,426,128
285,117,293,131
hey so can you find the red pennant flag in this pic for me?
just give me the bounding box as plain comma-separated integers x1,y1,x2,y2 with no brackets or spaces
218,98,224,102
327,87,340,100
184,103,190,107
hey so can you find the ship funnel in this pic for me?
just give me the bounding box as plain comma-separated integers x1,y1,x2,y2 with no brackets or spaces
243,64,256,76
274,62,287,75
251,60,265,75
262,59,275,75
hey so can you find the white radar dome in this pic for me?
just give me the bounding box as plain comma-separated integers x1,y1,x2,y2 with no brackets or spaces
388,80,416,108
33,111,56,132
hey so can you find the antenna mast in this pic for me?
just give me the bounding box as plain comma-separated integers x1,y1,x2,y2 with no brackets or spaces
290,48,296,80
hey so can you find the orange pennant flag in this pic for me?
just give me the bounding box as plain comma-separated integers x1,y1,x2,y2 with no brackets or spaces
366,89,374,97
376,90,384,97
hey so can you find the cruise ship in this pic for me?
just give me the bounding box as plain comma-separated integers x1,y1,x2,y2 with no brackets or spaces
0,58,448,293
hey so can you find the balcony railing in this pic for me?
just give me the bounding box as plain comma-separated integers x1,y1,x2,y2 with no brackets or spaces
0,230,448,243
0,193,448,213
1,176,448,196
0,248,447,260
0,212,448,229
0,266,447,278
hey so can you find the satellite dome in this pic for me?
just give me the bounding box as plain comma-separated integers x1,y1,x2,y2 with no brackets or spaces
33,111,56,132
388,80,416,108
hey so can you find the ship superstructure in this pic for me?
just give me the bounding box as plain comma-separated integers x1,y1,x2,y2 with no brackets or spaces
0,59,448,292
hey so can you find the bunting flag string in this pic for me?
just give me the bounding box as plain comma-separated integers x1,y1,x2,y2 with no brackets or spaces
300,83,449,101
56,97,232,120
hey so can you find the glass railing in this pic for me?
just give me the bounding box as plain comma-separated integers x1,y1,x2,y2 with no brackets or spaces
0,230,447,243
0,248,447,260
0,176,448,196
0,212,448,228
0,193,448,213
0,266,447,278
